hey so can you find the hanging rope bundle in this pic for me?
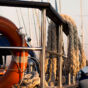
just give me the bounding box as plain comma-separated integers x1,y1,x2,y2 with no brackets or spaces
46,14,86,83
61,14,79,75
46,21,57,85
47,22,57,53
61,14,86,76
78,38,86,69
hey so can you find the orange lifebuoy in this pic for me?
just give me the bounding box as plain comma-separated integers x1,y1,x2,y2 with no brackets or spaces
0,16,28,88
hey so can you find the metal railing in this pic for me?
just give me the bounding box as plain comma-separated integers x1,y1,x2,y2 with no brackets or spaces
0,47,42,51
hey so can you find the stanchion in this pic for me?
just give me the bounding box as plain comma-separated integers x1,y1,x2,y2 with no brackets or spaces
40,9,46,88
58,25,63,88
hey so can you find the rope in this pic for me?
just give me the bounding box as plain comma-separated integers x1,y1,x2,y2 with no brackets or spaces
28,8,31,45
0,8,2,16
80,0,84,46
32,9,38,46
22,34,25,73
20,8,27,36
28,9,31,38
47,0,50,24
61,14,86,76
46,22,58,85
59,0,61,13
34,10,41,46
16,8,21,28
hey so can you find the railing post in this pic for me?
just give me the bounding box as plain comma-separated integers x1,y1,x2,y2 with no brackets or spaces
58,25,63,88
40,9,46,88
22,34,25,74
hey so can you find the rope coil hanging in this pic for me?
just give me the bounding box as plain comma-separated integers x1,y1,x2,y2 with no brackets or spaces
46,14,86,85
61,14,86,76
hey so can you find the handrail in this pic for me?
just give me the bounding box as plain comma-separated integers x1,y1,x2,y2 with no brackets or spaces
0,0,66,25
0,46,42,51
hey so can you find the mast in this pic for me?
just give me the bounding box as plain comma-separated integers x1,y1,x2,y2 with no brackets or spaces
55,0,58,12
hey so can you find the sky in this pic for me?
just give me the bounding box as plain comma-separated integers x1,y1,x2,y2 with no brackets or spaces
0,0,88,59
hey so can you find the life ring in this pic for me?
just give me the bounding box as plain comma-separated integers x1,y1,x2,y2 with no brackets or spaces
0,16,28,88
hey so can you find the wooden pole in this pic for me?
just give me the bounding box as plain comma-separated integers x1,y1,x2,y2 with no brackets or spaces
58,25,63,88
40,9,46,88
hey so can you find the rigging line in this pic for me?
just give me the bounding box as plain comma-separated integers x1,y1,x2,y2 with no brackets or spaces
46,0,50,24
34,10,41,46
16,8,21,28
32,9,38,46
59,0,61,13
28,8,32,45
34,10,41,31
55,0,58,12
20,8,27,36
28,9,31,38
0,7,2,16
80,0,84,46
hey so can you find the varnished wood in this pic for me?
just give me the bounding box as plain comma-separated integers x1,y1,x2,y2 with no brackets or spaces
58,25,63,88
40,9,46,88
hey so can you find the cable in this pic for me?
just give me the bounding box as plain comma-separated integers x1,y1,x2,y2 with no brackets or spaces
34,10,41,46
20,8,27,36
16,8,21,28
32,9,38,46
59,0,61,13
28,8,32,45
47,0,50,24
28,9,31,38
80,0,84,46
0,7,2,16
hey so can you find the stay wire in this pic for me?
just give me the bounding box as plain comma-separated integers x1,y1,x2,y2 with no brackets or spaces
28,8,31,45
34,10,41,46
20,8,28,36
16,8,21,28
32,9,38,46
